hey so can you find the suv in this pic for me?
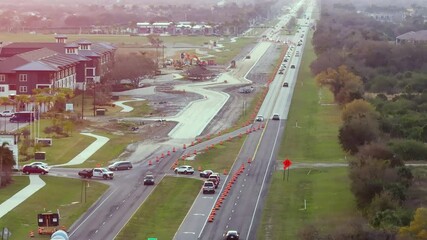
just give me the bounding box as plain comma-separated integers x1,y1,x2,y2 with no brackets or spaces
108,161,133,171
283,82,289,87
143,175,155,185
0,110,14,117
202,181,216,194
225,230,240,240
208,173,221,188
22,165,49,175
256,115,264,122
174,165,195,174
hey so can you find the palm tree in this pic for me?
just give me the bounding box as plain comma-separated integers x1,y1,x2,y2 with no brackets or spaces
0,142,15,188
15,95,30,112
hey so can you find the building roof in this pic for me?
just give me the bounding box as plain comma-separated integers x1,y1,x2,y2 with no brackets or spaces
13,61,57,71
396,30,427,41
0,56,28,73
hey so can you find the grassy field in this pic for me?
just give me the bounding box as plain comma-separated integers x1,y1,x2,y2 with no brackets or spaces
0,176,108,240
257,32,355,239
257,168,356,239
19,118,138,168
0,33,216,46
207,37,257,65
182,136,247,174
278,32,346,163
0,177,29,203
115,177,201,240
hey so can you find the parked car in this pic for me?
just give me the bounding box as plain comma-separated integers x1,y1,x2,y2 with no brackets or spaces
203,181,216,194
22,165,49,175
200,170,213,178
9,111,36,123
0,110,14,117
108,161,133,171
225,230,240,240
174,165,195,174
283,82,289,87
78,168,114,179
143,175,155,185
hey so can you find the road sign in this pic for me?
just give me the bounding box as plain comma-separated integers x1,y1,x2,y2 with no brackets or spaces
282,159,292,169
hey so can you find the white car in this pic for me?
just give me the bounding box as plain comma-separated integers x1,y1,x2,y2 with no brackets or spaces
0,110,14,117
256,115,264,122
23,162,49,169
174,165,194,174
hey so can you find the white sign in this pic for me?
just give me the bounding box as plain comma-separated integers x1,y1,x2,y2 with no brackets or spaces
65,103,74,112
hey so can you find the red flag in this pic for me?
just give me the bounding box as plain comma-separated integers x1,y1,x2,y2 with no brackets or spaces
283,159,292,170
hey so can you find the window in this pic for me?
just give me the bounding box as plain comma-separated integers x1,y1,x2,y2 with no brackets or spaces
19,74,27,82
0,86,5,92
86,68,95,77
0,74,5,82
19,86,27,93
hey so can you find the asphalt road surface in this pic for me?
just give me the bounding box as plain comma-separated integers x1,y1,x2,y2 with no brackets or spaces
51,0,316,239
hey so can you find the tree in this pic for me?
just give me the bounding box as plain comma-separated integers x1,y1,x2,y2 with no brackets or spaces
0,142,15,188
356,142,402,167
339,117,380,154
315,65,364,105
400,208,427,239
110,53,157,88
341,99,379,124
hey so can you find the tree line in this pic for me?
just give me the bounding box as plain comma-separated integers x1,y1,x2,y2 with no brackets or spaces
300,1,427,239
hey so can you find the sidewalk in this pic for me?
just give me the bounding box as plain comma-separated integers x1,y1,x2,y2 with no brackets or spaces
0,132,110,219
0,175,45,218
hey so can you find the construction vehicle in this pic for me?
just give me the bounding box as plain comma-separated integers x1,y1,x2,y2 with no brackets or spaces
37,213,61,235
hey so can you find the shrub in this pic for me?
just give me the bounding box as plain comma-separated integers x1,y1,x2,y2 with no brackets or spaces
388,139,427,161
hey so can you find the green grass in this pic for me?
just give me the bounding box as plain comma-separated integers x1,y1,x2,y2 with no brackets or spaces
257,168,356,239
0,33,217,46
18,119,95,166
279,32,346,163
0,176,108,240
72,130,138,168
0,177,29,203
115,177,201,240
187,136,247,174
120,100,152,117
207,37,257,64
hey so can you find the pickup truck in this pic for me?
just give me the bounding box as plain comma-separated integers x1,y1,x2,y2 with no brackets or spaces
78,168,114,179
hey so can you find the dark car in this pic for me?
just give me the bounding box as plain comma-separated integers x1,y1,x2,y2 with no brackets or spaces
108,161,133,171
291,65,296,69
283,82,289,87
22,165,49,175
200,170,213,178
225,230,239,240
143,175,155,185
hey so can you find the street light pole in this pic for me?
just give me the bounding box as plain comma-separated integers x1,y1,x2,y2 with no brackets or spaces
92,81,96,117
81,82,85,119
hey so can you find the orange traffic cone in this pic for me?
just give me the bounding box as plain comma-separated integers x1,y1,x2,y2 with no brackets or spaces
183,144,186,149
173,147,176,152
148,160,152,166
29,230,34,237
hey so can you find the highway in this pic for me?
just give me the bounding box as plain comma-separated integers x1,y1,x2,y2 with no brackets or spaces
48,0,316,239
175,1,316,239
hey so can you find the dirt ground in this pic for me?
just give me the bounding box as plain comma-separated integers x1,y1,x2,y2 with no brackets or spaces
86,43,281,144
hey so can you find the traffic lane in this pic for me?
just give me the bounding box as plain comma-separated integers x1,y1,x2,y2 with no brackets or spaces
174,179,222,240
175,129,264,240
202,120,284,240
69,170,160,240
67,153,181,239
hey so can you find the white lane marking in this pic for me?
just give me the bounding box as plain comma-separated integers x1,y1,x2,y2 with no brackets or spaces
183,232,196,234
193,213,205,216
202,196,214,199
69,189,117,236
247,120,282,239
